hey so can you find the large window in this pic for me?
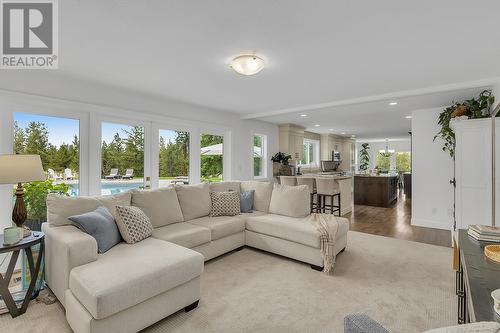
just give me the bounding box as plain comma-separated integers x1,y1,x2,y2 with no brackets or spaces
101,122,144,195
300,139,319,166
375,152,392,172
159,129,190,187
253,134,266,178
12,112,80,223
396,152,411,172
200,133,223,182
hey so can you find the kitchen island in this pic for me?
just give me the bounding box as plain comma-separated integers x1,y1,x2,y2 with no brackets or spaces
298,173,353,216
354,174,398,207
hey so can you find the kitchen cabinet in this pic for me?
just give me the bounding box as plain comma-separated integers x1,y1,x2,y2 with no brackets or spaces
279,124,305,161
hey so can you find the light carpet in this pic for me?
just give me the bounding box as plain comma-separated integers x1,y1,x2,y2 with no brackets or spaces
0,231,455,333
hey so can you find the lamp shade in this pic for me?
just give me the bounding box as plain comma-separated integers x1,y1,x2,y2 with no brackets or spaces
0,154,45,184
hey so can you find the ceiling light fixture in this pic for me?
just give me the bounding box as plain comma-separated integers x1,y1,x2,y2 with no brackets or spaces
405,115,413,119
389,101,398,106
300,114,308,117
314,124,320,127
230,55,265,76
341,132,346,135
329,129,334,131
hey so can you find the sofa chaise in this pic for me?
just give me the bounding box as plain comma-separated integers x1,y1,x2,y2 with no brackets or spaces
42,180,349,333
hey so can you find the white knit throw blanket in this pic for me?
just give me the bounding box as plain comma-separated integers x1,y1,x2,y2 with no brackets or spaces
308,213,339,274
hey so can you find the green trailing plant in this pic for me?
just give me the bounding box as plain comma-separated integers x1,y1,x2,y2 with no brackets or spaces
271,152,292,165
359,143,370,171
17,180,69,222
434,90,495,158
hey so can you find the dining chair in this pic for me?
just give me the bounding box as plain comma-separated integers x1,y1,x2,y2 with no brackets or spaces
315,178,341,215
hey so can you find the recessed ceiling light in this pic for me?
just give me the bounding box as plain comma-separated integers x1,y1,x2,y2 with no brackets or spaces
405,115,413,119
389,101,398,106
314,124,320,127
230,55,265,75
300,114,307,117
329,129,334,131
341,132,346,135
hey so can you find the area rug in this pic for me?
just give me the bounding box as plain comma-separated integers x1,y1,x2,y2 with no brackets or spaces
0,231,455,333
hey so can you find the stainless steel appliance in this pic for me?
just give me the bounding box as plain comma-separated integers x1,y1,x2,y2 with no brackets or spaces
332,151,342,162
321,160,341,172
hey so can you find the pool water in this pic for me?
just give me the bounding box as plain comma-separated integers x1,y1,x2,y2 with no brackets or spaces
68,182,143,196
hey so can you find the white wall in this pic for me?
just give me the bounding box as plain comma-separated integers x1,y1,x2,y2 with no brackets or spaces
355,139,411,171
411,107,454,230
0,76,278,230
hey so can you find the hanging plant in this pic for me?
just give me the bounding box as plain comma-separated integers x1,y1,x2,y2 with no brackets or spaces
434,90,495,158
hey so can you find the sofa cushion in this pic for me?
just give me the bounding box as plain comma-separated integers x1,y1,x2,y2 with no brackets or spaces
246,214,350,248
47,192,132,226
69,237,203,320
114,206,153,244
131,188,184,228
209,191,240,217
68,206,122,253
269,184,310,218
175,183,211,221
152,222,211,248
240,181,273,213
188,215,246,240
209,181,241,193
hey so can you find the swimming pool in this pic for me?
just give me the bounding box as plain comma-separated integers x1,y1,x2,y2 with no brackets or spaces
68,181,144,196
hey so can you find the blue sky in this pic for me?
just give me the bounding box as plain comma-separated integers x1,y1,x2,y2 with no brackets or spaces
14,113,181,147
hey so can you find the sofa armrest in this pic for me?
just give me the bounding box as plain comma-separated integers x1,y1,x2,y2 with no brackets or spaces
344,314,390,333
42,222,98,306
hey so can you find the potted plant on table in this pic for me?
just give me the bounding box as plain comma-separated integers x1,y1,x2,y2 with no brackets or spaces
271,152,292,177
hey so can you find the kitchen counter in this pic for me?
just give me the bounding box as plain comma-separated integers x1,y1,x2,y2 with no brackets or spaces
354,174,398,207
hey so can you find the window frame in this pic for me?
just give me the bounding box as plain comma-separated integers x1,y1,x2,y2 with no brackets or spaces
298,139,320,167
154,126,192,189
253,133,267,179
199,130,229,182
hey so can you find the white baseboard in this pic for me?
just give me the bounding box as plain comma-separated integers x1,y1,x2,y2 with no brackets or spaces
411,218,451,231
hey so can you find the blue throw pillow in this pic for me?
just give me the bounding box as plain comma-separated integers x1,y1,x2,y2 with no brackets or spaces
240,190,254,213
68,206,122,253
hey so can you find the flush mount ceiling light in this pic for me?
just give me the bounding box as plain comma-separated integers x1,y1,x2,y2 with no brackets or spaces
230,55,265,76
405,115,413,119
389,101,398,106
300,114,308,117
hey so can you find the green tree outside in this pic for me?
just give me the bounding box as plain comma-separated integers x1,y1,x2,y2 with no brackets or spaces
396,152,411,172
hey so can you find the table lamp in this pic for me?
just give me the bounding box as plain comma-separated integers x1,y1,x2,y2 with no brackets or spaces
0,154,45,237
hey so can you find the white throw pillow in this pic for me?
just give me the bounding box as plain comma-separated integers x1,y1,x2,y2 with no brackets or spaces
114,206,153,244
240,181,273,213
175,183,211,221
131,187,184,228
47,192,132,226
209,181,241,193
269,184,310,218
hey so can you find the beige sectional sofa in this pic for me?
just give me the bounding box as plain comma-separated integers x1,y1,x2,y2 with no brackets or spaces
42,181,349,333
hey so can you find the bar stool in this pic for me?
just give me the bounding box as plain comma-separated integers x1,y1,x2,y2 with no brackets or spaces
315,178,341,216
279,176,297,186
297,177,317,213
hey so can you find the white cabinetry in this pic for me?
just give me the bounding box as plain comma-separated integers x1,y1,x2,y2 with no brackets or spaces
279,124,305,161
453,118,498,229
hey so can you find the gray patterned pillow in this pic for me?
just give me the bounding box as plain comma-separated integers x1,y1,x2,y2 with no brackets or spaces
115,206,153,244
210,191,240,217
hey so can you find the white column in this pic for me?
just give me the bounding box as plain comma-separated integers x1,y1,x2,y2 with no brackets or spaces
190,128,201,184
0,101,13,231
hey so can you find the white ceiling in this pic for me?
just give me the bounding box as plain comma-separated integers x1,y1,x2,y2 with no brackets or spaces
260,86,491,139
9,1,500,139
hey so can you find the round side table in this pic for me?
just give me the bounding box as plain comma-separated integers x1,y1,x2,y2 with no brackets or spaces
0,231,44,318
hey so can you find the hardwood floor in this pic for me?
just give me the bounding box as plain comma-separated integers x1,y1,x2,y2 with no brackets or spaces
344,191,452,247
